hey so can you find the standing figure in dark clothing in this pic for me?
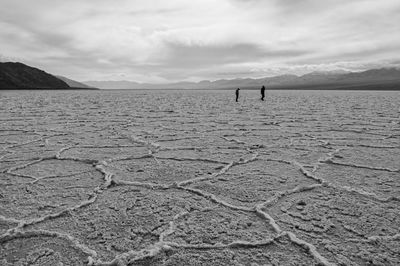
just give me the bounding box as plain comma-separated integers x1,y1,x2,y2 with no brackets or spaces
261,85,266,101
235,88,240,102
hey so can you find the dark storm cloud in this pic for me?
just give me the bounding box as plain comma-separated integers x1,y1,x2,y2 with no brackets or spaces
127,8,182,16
338,45,400,60
162,42,309,67
1,0,399,82
0,5,76,52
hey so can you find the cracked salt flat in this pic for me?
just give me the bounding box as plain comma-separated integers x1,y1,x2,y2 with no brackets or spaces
0,89,399,265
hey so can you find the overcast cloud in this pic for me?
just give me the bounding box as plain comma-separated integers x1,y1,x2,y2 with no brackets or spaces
1,0,399,82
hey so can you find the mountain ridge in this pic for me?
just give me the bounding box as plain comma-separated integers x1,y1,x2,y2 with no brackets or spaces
55,75,95,89
84,67,400,90
0,62,70,89
0,62,98,90
1,61,399,90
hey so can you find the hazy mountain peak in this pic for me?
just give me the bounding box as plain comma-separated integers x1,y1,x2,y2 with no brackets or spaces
303,69,351,76
56,75,93,88
84,67,400,90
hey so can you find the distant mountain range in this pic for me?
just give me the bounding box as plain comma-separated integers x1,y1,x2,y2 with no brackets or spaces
1,61,399,90
85,68,400,90
55,75,93,89
0,62,97,90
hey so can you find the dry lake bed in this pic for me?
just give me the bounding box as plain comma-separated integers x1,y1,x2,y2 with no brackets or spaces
0,89,399,265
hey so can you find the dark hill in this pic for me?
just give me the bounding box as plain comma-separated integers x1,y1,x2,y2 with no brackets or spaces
0,62,69,89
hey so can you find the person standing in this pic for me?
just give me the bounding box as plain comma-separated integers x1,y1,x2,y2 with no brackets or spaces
261,85,266,101
235,88,240,102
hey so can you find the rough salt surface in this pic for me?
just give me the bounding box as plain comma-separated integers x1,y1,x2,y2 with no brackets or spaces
0,89,399,265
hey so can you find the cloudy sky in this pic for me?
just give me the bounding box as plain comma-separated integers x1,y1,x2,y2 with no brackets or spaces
1,0,400,83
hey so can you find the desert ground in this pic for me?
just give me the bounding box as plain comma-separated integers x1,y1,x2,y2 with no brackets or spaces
0,89,399,265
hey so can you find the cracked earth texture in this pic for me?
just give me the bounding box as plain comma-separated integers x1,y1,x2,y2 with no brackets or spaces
0,89,399,265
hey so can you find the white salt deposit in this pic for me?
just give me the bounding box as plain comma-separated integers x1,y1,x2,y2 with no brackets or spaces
0,89,399,265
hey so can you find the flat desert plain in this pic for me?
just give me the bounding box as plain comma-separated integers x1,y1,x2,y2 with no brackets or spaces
0,89,399,265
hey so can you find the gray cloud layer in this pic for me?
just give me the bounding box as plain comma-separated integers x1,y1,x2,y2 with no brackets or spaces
1,0,399,82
